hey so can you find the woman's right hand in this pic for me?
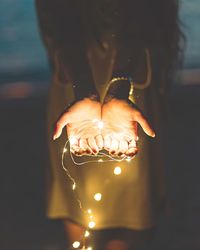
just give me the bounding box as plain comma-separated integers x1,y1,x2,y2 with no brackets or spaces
53,98,103,155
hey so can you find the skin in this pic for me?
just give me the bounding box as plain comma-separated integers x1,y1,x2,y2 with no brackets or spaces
53,97,155,157
53,98,102,155
102,98,155,156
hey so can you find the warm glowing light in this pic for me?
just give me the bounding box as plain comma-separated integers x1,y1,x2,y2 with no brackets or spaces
97,121,104,129
61,130,136,247
72,241,80,248
88,221,96,228
94,193,102,201
87,209,92,214
84,230,90,237
70,136,77,145
63,148,68,153
92,118,98,123
114,166,122,175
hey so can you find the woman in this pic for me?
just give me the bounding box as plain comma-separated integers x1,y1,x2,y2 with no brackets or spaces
36,1,182,249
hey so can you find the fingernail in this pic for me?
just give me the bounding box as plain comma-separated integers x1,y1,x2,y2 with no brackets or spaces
53,135,57,140
151,133,156,138
136,136,139,141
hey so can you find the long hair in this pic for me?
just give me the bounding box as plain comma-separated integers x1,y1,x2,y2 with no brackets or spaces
84,0,184,89
36,0,184,89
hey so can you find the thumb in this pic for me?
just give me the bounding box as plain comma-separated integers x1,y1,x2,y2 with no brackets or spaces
53,112,72,140
134,111,155,138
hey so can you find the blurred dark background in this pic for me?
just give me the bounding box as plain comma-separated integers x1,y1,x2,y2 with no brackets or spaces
0,0,200,250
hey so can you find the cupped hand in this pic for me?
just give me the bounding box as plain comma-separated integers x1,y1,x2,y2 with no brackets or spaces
53,98,103,155
102,98,155,157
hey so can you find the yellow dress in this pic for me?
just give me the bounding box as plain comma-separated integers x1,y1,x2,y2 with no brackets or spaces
36,0,167,230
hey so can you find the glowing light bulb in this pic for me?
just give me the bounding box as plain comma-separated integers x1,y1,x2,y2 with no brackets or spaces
97,121,104,129
63,148,68,153
114,166,122,175
87,209,92,214
88,221,96,228
84,230,90,237
87,247,92,250
72,183,76,190
98,159,103,162
70,136,77,145
94,193,102,201
72,241,80,248
126,157,131,162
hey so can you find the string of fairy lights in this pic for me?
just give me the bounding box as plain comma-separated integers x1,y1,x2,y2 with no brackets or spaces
61,119,134,250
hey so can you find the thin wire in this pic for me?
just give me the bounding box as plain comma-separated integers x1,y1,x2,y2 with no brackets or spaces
67,142,133,166
61,126,134,249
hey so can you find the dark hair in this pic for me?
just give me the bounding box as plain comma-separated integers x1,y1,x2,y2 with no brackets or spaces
36,0,184,89
84,0,184,88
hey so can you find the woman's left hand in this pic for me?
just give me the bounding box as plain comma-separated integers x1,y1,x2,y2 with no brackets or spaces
101,98,155,157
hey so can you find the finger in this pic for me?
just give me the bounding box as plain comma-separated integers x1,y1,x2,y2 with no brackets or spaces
109,138,119,155
79,138,87,150
53,112,72,140
118,140,128,155
134,112,155,137
70,146,81,155
79,138,93,155
132,121,139,141
69,136,79,151
74,150,83,157
125,147,138,157
87,137,99,154
128,139,137,149
104,135,112,151
126,139,138,157
95,135,104,150
70,137,80,155
69,136,78,147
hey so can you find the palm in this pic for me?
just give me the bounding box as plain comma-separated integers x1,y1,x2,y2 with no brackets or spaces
102,99,138,140
53,98,103,154
102,98,155,156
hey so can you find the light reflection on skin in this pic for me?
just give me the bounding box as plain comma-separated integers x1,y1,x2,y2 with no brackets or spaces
53,98,155,157
68,119,138,158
